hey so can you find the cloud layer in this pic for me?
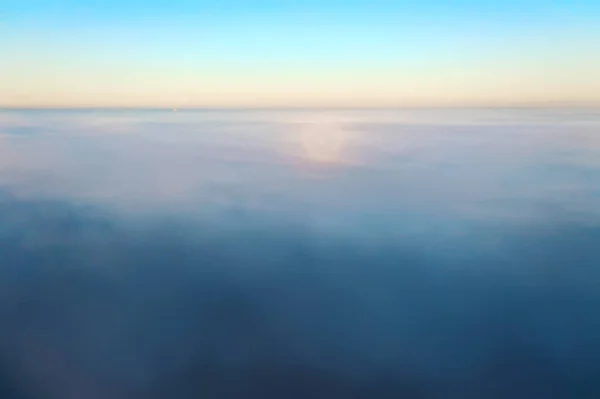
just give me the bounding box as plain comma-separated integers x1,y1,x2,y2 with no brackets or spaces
0,193,600,399
1,109,600,398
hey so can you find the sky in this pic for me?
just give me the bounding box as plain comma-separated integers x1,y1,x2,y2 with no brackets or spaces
1,0,600,108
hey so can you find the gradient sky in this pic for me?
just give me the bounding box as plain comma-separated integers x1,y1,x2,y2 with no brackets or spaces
2,0,600,107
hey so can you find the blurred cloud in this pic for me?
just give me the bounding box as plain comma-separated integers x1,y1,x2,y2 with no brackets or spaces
1,109,600,398
0,193,600,398
0,109,599,222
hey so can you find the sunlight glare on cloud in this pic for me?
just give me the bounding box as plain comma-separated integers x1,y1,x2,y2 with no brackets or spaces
289,113,357,165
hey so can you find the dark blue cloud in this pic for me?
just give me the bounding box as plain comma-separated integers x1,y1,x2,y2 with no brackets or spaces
0,193,600,399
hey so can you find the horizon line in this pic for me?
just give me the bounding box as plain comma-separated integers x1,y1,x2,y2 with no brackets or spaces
2,103,600,111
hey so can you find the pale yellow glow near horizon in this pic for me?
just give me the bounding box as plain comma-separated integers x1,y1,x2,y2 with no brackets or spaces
2,51,600,108
3,82,599,109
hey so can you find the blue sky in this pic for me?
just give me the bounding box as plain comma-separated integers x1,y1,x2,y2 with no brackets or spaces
2,0,599,107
